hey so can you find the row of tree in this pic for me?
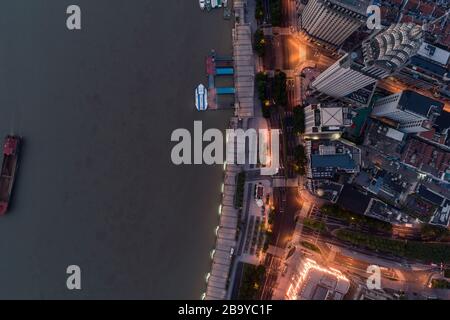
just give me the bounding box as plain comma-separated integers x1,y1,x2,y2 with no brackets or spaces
337,229,450,264
269,0,282,26
321,204,393,233
238,264,266,299
293,106,305,134
253,29,266,57
254,0,282,26
255,0,264,21
234,171,246,209
255,71,288,118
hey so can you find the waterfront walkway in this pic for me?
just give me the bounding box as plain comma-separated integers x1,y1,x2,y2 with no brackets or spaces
205,118,241,300
233,0,255,118
205,0,259,300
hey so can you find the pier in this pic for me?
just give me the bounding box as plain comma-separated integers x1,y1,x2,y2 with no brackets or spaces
205,50,236,110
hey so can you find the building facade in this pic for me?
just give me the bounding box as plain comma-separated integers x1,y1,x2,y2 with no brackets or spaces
298,0,369,47
312,23,424,98
396,42,450,91
372,90,443,133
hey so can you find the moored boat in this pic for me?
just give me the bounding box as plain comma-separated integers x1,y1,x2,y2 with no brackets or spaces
195,84,208,111
0,135,21,215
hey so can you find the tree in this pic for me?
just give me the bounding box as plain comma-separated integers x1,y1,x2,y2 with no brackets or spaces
256,72,268,101
420,223,450,241
273,71,287,107
255,72,271,118
293,145,307,175
293,106,305,134
253,29,266,57
270,0,282,26
238,264,266,300
255,0,264,21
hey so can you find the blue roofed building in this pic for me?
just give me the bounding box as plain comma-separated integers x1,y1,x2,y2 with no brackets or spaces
396,42,450,91
310,154,357,179
305,140,361,189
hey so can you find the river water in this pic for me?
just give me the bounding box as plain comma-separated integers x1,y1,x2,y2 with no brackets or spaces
0,0,233,299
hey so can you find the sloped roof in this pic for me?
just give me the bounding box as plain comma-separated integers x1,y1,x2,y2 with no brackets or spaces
321,107,344,126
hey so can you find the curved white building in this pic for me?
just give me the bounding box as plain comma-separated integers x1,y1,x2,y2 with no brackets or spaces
312,23,424,99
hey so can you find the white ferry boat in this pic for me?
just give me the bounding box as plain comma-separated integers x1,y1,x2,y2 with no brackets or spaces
200,0,228,10
195,84,208,111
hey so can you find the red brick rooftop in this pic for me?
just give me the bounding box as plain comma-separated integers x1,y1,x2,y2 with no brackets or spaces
402,138,450,178
419,3,434,16
404,0,419,11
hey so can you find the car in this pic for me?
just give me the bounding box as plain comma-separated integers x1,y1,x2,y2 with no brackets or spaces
255,183,264,200
199,0,206,10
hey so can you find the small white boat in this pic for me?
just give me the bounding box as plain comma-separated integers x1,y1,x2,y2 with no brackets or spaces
199,0,206,10
195,84,208,111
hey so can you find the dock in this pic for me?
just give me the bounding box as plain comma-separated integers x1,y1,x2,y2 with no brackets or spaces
205,50,235,110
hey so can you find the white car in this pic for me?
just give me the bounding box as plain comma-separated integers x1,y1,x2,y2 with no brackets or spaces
199,0,206,10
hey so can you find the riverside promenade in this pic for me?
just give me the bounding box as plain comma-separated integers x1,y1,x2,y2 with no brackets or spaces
205,118,241,300
233,0,255,118
204,0,256,300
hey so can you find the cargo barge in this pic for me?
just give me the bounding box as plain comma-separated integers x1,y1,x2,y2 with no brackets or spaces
0,135,21,215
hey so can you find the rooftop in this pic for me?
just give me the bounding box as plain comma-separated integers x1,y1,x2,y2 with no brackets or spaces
345,83,377,106
398,90,444,117
311,181,344,203
286,258,350,300
417,184,445,206
364,198,407,223
401,138,450,180
430,199,450,227
329,0,372,16
363,120,405,158
311,154,356,170
434,111,450,133
417,42,450,66
306,103,353,135
321,107,345,127
337,184,372,215
409,56,449,77
362,23,424,73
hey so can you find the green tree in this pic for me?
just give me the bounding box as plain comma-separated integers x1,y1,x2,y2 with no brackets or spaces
293,106,305,134
253,29,266,57
420,223,450,241
273,71,287,106
255,72,271,118
238,264,266,300
255,0,264,21
293,145,307,175
270,0,282,26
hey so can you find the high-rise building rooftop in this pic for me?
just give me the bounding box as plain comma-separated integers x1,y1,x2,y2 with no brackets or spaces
362,23,424,76
329,0,372,16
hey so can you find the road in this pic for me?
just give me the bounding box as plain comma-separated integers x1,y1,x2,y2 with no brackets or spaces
260,187,299,299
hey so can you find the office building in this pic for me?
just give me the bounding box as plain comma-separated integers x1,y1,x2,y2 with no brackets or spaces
372,90,443,133
298,0,370,47
312,23,424,98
